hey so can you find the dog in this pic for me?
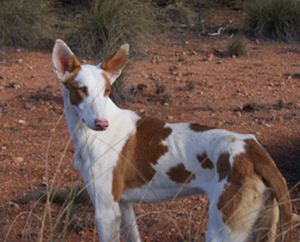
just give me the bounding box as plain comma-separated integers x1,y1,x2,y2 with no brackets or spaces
52,39,292,242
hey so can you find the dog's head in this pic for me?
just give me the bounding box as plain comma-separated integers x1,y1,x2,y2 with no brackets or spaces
52,39,128,131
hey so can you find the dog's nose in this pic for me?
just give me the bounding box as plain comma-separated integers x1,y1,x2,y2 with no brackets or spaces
95,119,109,130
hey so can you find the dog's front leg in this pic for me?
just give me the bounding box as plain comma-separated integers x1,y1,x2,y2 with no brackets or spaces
120,202,141,242
95,198,121,242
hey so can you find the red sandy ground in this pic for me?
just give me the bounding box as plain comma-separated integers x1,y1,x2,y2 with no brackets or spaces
0,23,300,242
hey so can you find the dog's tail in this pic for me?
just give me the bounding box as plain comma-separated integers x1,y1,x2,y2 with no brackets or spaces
246,139,292,242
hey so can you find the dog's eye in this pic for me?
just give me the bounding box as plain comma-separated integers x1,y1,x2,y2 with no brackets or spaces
79,86,88,95
104,87,111,96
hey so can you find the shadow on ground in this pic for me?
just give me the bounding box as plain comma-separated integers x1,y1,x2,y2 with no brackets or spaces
266,137,300,185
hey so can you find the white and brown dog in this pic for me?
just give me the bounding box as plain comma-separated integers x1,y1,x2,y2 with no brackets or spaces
52,39,293,242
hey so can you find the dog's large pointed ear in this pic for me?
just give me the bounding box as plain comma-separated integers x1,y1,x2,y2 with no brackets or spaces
101,44,129,84
52,39,80,81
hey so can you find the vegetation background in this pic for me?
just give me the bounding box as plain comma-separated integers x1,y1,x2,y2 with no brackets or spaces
0,0,300,241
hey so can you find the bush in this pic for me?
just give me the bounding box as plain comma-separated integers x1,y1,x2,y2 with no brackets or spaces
161,1,198,27
69,0,154,59
244,0,300,41
0,0,55,48
0,50,5,62
227,35,247,57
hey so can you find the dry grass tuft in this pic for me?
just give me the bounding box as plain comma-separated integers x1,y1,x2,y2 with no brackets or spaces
68,0,154,60
227,35,247,57
244,0,300,41
0,50,5,62
0,0,56,48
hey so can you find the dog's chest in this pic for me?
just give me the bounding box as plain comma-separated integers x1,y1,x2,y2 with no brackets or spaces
72,115,138,190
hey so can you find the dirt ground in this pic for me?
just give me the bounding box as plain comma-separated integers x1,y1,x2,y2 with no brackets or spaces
1,17,300,242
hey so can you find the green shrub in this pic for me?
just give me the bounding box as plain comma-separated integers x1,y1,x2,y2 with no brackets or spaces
227,35,247,57
161,1,198,27
69,0,154,59
244,0,300,41
0,50,5,62
0,0,55,48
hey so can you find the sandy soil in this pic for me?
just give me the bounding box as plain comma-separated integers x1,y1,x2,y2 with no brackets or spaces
0,24,300,241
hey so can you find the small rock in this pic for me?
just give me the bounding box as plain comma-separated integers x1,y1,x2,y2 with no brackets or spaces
235,111,242,117
16,59,23,64
138,109,145,115
13,157,24,163
18,119,26,124
142,73,148,79
208,53,214,61
41,176,48,187
24,102,34,110
216,121,223,126
8,201,20,209
167,115,173,120
6,82,22,89
169,65,177,72
3,123,10,128
178,57,186,62
263,123,272,128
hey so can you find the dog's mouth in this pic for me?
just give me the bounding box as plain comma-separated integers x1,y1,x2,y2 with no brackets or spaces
94,126,107,131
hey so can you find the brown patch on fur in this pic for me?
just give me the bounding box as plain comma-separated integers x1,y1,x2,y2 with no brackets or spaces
61,54,81,84
217,175,266,232
59,58,88,106
217,139,292,242
56,43,81,78
167,164,195,184
189,123,213,132
197,154,214,170
112,117,172,202
65,79,88,106
102,72,112,96
217,153,258,231
65,54,80,73
101,47,128,77
216,153,231,181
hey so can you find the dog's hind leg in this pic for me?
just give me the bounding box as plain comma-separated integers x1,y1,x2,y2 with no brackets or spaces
206,177,266,242
251,191,279,242
120,202,141,242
